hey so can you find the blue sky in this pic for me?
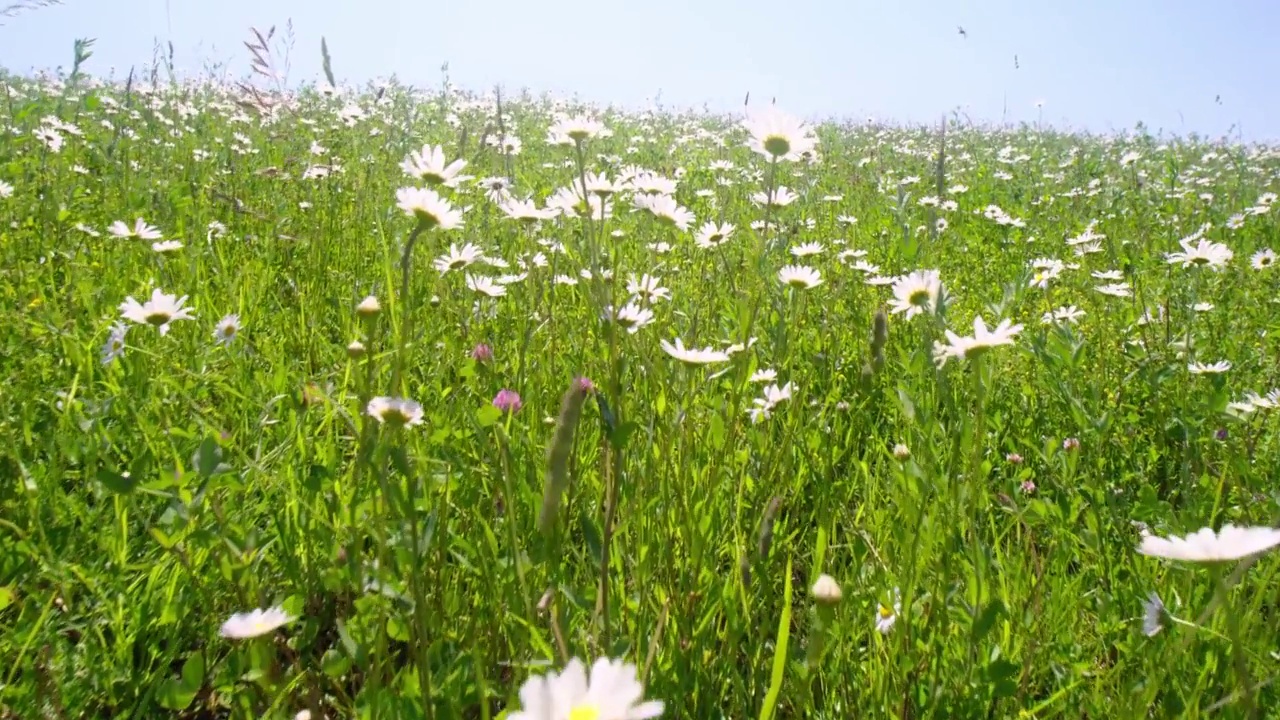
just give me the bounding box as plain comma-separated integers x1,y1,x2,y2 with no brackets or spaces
1,0,1276,140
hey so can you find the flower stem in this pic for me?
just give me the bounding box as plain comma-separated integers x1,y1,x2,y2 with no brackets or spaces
392,221,427,395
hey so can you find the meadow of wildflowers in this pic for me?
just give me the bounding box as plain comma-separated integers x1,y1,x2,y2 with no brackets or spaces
3,30,1280,719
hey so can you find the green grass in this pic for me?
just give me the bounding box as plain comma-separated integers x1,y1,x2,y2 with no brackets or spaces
2,55,1280,719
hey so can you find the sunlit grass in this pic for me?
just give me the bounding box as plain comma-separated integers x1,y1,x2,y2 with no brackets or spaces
2,33,1280,719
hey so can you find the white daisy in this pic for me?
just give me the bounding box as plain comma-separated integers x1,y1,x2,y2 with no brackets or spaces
583,171,623,198
626,274,671,304
466,274,507,298
434,243,486,273
748,381,795,422
1041,305,1085,325
220,606,296,639
778,265,822,289
933,316,1023,367
888,269,942,319
118,288,196,336
742,105,817,161
548,186,610,220
1188,360,1231,375
101,323,127,365
660,338,730,365
366,396,424,427
876,589,901,635
109,218,163,240
751,186,799,208
694,221,735,249
1138,524,1280,563
610,303,654,333
790,241,824,258
1166,238,1233,269
1095,283,1132,298
400,144,469,187
212,314,241,346
1251,248,1276,269
506,657,663,720
501,196,557,223
395,187,465,230
1142,592,1166,637
547,115,611,145
633,193,694,231
151,240,183,254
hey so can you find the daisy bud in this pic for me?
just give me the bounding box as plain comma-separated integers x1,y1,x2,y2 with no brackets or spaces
757,496,782,559
811,574,843,605
807,574,842,667
347,340,366,358
356,295,380,317
893,443,911,461
860,361,875,388
539,376,593,534
871,308,889,354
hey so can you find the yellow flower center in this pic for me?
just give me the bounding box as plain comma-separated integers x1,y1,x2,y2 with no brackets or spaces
413,209,441,228
908,289,930,306
381,408,410,426
763,134,790,157
569,705,601,720
144,311,172,326
879,605,894,619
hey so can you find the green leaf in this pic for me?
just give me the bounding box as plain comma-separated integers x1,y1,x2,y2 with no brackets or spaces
609,421,639,450
337,618,361,663
96,467,137,494
986,656,1019,698
303,463,330,493
475,404,503,427
157,677,197,711
386,614,410,642
579,508,602,565
758,556,793,720
181,653,205,691
149,527,176,548
595,393,616,433
971,599,1005,643
194,436,221,478
322,648,351,677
